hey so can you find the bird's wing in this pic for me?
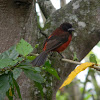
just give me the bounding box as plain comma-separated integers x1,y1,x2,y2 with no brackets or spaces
44,32,70,52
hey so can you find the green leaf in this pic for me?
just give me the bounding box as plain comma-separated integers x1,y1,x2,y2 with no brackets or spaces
17,57,24,62
84,93,91,100
26,56,36,60
34,82,44,99
0,74,11,100
20,66,36,71
12,77,22,100
0,58,18,69
0,46,19,60
43,61,60,80
12,68,22,80
34,44,39,48
73,52,78,61
23,69,44,83
89,54,97,64
16,39,33,56
43,67,60,80
20,66,41,72
34,67,41,72
44,61,51,67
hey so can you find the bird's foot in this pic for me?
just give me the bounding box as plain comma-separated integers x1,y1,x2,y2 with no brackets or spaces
58,52,65,60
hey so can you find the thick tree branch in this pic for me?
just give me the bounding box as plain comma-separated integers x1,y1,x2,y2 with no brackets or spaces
42,0,100,99
37,0,56,19
0,0,39,99
33,53,100,71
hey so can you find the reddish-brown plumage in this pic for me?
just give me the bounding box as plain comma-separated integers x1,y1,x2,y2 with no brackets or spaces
31,22,74,67
54,34,72,52
43,28,72,52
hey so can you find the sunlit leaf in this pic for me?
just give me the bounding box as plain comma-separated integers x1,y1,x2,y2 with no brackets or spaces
34,44,39,48
73,52,78,61
26,56,36,60
59,62,95,89
16,39,33,56
89,54,97,64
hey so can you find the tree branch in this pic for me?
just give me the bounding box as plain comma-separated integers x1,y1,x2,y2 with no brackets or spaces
62,58,100,71
33,53,100,71
37,0,56,19
62,58,82,65
42,0,100,99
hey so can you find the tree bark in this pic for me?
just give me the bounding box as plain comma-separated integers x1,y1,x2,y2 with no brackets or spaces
0,0,38,53
60,0,66,7
37,0,56,19
0,0,39,100
0,0,100,100
43,0,100,99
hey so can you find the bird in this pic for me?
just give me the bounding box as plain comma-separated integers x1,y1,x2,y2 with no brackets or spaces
31,22,75,67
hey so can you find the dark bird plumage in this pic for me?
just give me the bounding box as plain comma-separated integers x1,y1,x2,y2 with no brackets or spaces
31,22,74,66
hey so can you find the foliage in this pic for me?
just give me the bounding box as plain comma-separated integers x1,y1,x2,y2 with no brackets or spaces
89,54,97,64
0,39,99,100
56,90,68,100
59,62,95,89
16,39,33,57
42,61,60,80
0,39,60,100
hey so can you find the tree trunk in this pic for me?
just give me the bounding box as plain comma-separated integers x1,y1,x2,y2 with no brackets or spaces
0,0,39,99
0,0,100,100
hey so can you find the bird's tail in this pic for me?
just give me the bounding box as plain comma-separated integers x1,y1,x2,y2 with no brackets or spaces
31,51,48,67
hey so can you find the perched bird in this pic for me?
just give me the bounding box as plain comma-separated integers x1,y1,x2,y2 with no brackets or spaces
31,22,74,66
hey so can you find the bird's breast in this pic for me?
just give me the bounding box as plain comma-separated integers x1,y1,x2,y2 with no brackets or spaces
54,35,72,52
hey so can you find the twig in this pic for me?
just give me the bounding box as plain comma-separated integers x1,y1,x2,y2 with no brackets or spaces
33,53,100,71
62,58,82,65
62,58,100,71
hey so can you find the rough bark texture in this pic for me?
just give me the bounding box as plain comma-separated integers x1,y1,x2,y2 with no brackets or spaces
0,0,37,53
0,0,39,100
37,0,56,19
42,0,100,99
0,0,100,100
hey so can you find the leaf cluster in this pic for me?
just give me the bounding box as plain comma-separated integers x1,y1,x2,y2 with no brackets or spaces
0,39,60,100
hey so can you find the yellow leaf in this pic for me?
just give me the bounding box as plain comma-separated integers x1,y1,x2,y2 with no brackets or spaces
9,87,13,96
59,62,95,89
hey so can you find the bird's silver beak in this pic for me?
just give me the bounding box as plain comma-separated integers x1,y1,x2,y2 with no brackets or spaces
68,28,75,31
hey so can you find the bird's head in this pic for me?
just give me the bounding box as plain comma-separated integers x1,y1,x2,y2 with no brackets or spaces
60,22,75,33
